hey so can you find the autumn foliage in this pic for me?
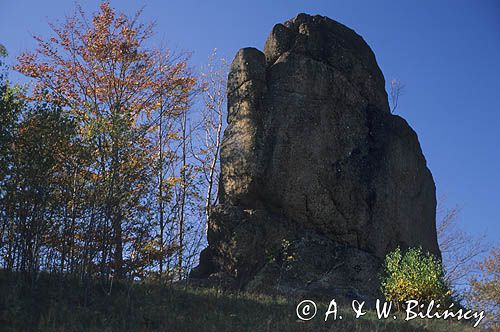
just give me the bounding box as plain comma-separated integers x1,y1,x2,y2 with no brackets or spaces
16,2,194,115
467,248,500,328
2,2,201,283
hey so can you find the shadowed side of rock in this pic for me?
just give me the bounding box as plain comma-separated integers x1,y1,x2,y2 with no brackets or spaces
191,13,440,301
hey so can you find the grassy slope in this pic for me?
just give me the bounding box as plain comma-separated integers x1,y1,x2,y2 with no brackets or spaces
0,272,481,332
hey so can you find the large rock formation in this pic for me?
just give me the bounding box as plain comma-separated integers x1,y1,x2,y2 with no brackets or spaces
192,14,440,300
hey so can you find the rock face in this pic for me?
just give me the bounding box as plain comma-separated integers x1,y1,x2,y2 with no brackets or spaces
192,14,440,300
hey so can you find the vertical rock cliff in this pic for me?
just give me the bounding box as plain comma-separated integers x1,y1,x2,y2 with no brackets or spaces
192,13,440,300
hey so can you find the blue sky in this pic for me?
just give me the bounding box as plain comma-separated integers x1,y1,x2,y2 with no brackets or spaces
1,0,499,247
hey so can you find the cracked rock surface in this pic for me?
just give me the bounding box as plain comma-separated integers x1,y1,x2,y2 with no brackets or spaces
191,13,440,300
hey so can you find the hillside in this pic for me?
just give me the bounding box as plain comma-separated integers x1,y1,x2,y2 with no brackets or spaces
0,272,480,332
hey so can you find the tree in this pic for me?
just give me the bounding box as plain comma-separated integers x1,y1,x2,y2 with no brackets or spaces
0,44,6,58
0,46,25,188
466,248,500,329
193,50,228,233
0,46,26,271
389,79,404,114
437,201,488,289
14,2,195,280
3,104,77,276
172,50,229,279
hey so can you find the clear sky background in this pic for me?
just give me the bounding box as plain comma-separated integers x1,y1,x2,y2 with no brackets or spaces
1,1,499,248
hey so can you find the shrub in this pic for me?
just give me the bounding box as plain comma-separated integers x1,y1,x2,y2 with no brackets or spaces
381,246,451,309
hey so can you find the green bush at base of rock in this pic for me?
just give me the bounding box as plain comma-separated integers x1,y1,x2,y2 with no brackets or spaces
381,247,451,309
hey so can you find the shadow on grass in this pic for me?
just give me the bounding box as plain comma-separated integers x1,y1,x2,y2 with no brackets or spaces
0,271,478,332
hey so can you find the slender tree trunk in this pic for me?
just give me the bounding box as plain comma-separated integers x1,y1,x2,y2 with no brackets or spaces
205,104,223,234
158,112,165,282
178,111,187,279
112,215,123,279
